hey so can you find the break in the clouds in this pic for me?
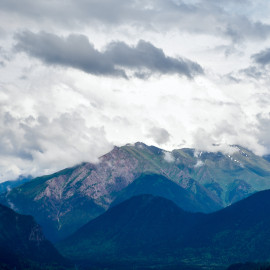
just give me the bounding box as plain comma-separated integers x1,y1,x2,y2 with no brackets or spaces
14,31,203,79
1,1,270,181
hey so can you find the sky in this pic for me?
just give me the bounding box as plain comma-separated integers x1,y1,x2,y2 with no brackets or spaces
1,0,270,181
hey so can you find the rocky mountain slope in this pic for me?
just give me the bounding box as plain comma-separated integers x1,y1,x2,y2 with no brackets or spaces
57,190,270,269
2,142,270,241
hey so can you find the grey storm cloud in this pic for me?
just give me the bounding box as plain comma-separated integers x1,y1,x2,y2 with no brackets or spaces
252,48,270,66
14,31,203,79
1,0,270,43
148,127,171,144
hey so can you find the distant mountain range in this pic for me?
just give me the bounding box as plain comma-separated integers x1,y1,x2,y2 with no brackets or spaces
0,175,32,194
1,142,270,242
57,190,270,269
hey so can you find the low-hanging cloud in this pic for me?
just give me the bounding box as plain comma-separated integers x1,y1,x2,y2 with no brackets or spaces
14,31,203,79
0,109,113,181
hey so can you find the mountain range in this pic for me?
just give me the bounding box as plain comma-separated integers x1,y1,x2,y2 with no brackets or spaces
2,142,270,241
1,188,270,269
57,190,270,269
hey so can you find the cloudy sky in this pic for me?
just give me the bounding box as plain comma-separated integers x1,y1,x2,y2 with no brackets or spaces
1,0,270,181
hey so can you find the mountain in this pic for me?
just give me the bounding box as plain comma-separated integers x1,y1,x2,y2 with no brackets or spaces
0,203,67,269
0,167,105,241
0,175,32,194
184,188,270,267
57,194,204,268
2,142,270,241
57,190,270,269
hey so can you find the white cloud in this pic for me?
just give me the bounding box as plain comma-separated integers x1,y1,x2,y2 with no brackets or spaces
194,160,204,168
0,1,270,181
163,151,175,163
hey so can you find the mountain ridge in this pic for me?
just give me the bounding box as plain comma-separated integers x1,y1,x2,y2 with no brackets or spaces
2,142,270,241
